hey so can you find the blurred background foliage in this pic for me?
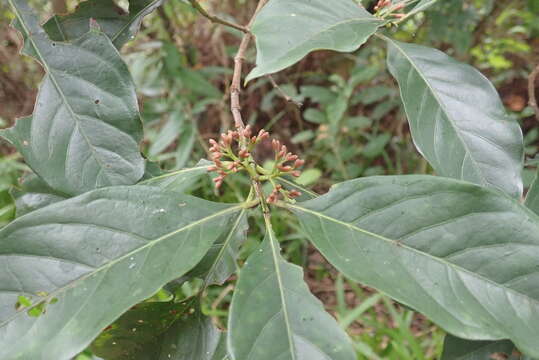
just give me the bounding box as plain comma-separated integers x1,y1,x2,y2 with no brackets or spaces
1,0,538,358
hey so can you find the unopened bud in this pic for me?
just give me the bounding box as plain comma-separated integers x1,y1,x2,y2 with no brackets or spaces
289,190,301,198
292,171,301,177
278,165,293,172
287,154,298,162
239,149,250,158
272,139,280,152
294,159,305,168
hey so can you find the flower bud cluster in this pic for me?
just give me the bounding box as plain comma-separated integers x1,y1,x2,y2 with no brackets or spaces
207,125,305,204
271,139,304,178
208,125,269,188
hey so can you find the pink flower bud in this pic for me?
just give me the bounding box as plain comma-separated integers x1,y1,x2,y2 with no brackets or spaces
272,139,280,152
278,165,293,172
289,190,301,198
287,154,298,162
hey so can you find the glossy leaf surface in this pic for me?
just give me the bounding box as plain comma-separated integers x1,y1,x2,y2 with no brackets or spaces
44,0,164,48
441,335,515,360
156,304,226,360
91,297,227,360
386,38,523,198
0,186,243,359
247,0,384,81
1,0,144,195
91,299,193,359
228,223,355,360
292,176,539,357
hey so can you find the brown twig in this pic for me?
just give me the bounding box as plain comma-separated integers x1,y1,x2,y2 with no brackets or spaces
267,75,303,108
230,0,269,128
529,64,539,122
188,0,248,33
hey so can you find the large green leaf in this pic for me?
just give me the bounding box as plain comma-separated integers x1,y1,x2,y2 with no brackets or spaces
386,38,523,198
441,335,516,360
1,0,144,196
0,186,244,359
44,0,164,48
228,219,355,360
246,0,384,82
11,174,68,217
91,299,195,359
290,176,539,357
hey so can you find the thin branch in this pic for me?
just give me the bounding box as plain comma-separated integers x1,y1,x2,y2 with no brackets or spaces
188,0,248,33
230,0,269,128
529,64,539,122
268,75,303,108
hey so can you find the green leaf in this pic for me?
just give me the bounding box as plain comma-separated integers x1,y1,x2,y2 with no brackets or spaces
2,0,145,196
91,299,194,359
148,111,185,157
228,219,355,360
0,186,244,359
156,303,227,360
441,335,515,360
91,297,228,360
525,168,539,215
11,174,68,216
43,0,164,48
290,176,539,358
187,209,248,286
362,133,391,159
246,0,384,82
90,298,227,360
386,38,524,198
138,159,212,193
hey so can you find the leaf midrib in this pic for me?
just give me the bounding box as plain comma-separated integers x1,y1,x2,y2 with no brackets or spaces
9,0,125,186
203,209,246,287
111,0,161,44
288,203,539,308
265,220,297,360
387,38,489,187
138,165,209,185
0,204,242,328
